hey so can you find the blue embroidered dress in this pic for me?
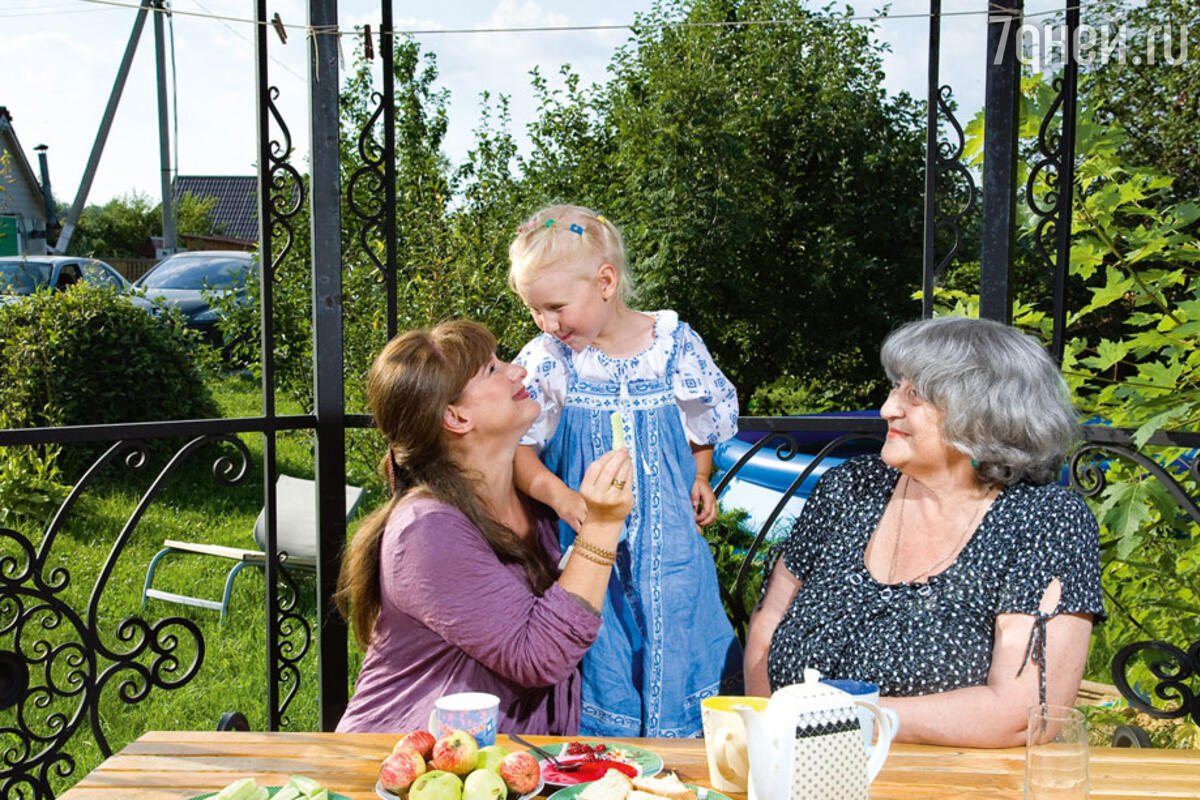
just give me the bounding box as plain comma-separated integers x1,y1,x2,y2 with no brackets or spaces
516,310,743,737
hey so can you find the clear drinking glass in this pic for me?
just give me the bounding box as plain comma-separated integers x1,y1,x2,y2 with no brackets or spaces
1025,705,1089,800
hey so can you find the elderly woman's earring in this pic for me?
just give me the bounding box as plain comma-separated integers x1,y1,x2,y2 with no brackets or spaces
971,459,979,469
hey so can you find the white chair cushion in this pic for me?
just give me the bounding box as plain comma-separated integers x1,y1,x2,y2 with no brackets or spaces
253,474,365,560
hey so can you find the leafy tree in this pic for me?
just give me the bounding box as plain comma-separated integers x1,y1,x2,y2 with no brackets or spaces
220,34,536,475
580,0,926,407
1056,119,1200,696
232,0,930,428
1082,0,1200,197
64,190,218,257
65,191,158,256
178,191,223,238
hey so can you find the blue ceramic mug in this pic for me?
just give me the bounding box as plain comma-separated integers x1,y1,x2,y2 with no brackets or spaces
428,691,500,747
820,678,900,752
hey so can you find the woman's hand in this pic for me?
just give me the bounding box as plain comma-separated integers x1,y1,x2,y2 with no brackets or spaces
559,450,634,611
691,476,718,527
579,449,634,525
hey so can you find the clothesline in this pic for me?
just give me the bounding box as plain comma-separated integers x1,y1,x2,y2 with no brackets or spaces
58,0,1079,41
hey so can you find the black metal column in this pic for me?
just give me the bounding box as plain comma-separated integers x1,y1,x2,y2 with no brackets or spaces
921,0,942,319
253,0,282,731
382,0,398,339
1051,2,1080,363
980,0,1023,323
307,0,349,730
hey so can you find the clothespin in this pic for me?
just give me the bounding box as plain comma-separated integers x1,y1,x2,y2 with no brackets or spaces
364,24,374,60
271,12,287,44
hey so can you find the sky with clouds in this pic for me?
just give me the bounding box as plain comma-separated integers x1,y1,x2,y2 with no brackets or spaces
2,0,1065,210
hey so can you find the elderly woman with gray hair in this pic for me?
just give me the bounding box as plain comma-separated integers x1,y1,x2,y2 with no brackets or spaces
744,316,1104,747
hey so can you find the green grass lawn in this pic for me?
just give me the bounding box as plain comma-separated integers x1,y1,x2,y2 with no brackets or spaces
0,372,383,795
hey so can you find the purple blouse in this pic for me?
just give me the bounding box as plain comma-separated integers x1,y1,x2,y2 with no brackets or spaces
336,495,602,734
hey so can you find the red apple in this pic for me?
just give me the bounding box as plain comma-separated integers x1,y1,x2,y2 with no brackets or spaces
395,730,436,760
498,750,540,795
430,729,478,776
379,746,426,794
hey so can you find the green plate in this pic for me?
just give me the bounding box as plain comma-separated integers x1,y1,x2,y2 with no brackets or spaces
191,789,352,800
547,781,731,799
536,741,663,786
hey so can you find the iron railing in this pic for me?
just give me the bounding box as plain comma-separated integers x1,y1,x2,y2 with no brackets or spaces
0,1,1196,797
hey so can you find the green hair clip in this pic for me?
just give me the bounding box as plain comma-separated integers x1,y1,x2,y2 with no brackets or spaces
544,219,555,228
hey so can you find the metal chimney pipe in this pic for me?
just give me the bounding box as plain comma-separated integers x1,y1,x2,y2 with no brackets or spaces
34,145,58,229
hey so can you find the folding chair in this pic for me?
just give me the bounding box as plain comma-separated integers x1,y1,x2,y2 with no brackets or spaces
142,474,365,623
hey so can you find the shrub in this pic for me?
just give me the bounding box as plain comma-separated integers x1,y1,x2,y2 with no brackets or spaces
702,507,766,628
0,285,219,472
0,428,69,526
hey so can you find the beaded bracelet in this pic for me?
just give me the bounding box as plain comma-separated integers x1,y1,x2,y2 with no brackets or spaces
573,536,617,562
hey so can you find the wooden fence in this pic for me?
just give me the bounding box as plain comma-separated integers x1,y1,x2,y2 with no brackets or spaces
105,258,157,282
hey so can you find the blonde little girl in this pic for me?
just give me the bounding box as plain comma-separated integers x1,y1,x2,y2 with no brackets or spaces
509,204,742,737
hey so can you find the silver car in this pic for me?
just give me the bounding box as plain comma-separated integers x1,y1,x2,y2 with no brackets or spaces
0,255,131,305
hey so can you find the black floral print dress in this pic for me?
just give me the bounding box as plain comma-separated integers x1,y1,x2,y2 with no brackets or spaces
766,456,1105,696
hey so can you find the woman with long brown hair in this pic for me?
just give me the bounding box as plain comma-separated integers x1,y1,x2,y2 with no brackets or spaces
335,320,631,734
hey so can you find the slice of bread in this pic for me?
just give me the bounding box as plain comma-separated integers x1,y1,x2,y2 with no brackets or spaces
630,773,697,800
579,768,634,800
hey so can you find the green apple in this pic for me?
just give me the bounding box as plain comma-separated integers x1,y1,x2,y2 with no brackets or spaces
462,768,507,800
409,769,464,800
474,745,509,772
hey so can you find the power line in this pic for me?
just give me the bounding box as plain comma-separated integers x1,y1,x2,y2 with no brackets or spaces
0,6,118,18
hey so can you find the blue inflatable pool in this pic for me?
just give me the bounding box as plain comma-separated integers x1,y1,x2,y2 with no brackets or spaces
713,413,882,537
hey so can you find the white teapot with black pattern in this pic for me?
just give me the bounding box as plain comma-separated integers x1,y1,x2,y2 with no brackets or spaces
735,668,897,800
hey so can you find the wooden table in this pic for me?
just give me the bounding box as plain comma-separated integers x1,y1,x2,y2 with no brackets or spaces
58,731,1200,799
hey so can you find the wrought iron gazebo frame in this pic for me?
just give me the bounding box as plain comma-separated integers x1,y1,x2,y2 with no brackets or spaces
1,1,1198,797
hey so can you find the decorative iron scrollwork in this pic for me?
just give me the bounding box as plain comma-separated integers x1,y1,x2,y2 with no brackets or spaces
1026,77,1068,279
1112,639,1200,724
930,85,978,279
0,649,29,710
1068,442,1200,528
272,559,311,728
0,435,248,799
347,91,392,283
265,86,306,283
714,429,885,638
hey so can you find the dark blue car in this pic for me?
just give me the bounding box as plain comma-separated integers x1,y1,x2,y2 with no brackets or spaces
132,251,256,346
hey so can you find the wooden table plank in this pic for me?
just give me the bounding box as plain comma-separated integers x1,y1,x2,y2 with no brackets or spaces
56,731,1200,800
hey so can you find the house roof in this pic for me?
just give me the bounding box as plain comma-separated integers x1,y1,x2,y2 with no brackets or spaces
173,175,258,242
0,106,48,219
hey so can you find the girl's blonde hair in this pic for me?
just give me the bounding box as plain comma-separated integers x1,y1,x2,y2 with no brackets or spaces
508,204,635,303
335,320,556,649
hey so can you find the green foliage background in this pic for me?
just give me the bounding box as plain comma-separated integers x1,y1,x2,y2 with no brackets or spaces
0,284,219,521
63,190,221,258
937,68,1200,746
221,0,925,425
0,285,217,433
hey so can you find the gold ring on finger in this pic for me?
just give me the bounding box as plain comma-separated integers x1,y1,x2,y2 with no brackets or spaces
610,479,626,489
